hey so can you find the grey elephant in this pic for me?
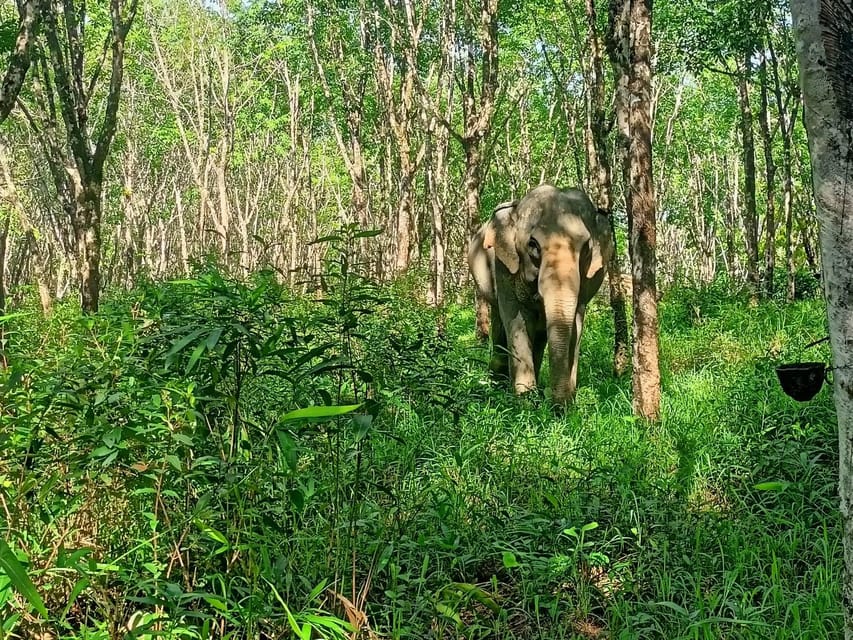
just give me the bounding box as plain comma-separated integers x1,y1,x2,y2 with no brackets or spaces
467,184,613,404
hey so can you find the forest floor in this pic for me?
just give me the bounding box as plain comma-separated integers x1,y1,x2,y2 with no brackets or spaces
0,267,841,639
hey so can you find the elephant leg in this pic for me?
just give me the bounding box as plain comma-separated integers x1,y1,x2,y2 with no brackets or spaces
533,328,547,383
489,303,509,378
504,310,537,395
475,292,491,342
568,304,587,393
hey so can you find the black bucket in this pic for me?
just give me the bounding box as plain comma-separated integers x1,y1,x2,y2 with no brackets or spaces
775,362,827,402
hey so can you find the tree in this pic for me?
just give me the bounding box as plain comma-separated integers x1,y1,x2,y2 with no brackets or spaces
0,0,41,123
790,0,853,634
18,0,139,312
609,0,661,420
431,0,500,238
577,0,629,377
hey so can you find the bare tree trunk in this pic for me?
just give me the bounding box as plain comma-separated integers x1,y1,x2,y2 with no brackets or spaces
0,0,41,123
610,0,661,421
425,75,453,306
736,66,761,292
431,0,499,242
783,127,797,300
374,1,426,274
583,0,628,376
174,184,190,275
74,191,102,313
0,214,9,316
23,0,139,313
759,57,778,297
766,35,801,301
790,1,853,635
726,153,740,280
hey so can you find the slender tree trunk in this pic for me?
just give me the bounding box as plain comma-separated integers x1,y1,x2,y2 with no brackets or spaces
610,0,660,420
777,85,800,300
74,192,102,314
726,155,739,279
463,143,484,237
27,0,138,313
736,67,760,292
583,0,629,377
627,0,661,421
783,128,797,300
0,0,40,123
790,1,853,636
0,214,9,316
759,58,778,298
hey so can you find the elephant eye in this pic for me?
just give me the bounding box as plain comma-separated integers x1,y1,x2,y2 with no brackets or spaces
527,237,541,265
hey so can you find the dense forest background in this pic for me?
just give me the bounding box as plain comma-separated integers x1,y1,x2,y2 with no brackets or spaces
0,0,819,309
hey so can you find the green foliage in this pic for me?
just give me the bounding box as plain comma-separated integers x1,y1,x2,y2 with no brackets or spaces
1,262,840,638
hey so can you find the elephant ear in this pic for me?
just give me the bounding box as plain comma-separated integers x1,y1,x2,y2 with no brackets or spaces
584,215,614,279
486,201,520,274
585,238,605,279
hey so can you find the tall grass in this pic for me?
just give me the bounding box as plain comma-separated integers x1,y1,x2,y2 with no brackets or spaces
0,262,839,639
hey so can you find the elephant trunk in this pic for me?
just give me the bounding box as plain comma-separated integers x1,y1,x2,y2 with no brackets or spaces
540,245,581,405
545,298,578,404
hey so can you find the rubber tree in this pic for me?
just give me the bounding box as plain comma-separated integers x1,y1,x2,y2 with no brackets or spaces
608,0,661,421
18,0,139,313
790,0,853,635
0,0,41,123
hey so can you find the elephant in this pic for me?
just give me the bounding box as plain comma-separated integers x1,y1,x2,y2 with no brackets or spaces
467,184,613,404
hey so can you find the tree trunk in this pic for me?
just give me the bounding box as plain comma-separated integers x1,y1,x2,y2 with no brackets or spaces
736,67,760,291
726,156,739,279
74,192,102,314
783,128,797,300
584,0,629,377
759,58,778,297
25,0,138,313
0,0,40,123
620,0,661,421
790,1,853,636
0,214,9,316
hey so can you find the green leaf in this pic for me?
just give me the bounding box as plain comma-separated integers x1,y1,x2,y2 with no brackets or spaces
164,327,207,364
0,539,48,618
276,430,298,471
502,551,520,569
280,404,362,423
352,228,383,238
754,481,790,491
434,602,462,625
289,489,305,510
194,521,229,554
451,582,501,613
186,342,206,374
306,579,328,602
165,455,182,472
205,327,224,351
61,577,90,619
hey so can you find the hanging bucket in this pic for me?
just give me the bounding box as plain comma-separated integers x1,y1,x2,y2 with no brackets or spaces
775,362,828,401
775,336,830,402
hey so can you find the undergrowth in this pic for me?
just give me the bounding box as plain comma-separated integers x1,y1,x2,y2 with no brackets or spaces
0,250,839,639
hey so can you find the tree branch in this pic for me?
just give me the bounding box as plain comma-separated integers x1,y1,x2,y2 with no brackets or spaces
0,0,41,123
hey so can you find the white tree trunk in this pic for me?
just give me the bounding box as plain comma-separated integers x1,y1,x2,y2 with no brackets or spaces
790,0,853,634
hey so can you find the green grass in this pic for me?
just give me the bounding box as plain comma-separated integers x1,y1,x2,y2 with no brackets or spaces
0,267,840,639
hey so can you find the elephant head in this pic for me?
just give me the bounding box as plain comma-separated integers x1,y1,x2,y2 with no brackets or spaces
480,185,613,404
